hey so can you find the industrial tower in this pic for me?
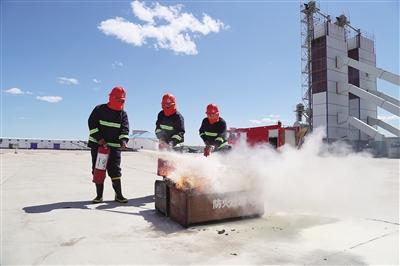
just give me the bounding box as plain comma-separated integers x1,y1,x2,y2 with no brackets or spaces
299,1,400,154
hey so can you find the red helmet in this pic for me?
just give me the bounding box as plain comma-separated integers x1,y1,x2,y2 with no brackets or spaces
162,93,176,116
206,103,220,124
110,86,126,99
206,103,219,115
108,86,126,111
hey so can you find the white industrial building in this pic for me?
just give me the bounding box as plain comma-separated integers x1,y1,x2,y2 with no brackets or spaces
127,130,158,151
0,138,88,150
0,130,158,151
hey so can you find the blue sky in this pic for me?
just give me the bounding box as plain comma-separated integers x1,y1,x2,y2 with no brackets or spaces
1,0,399,145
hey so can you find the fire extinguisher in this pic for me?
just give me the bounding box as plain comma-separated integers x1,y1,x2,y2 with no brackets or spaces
203,145,215,157
157,142,172,177
92,145,110,184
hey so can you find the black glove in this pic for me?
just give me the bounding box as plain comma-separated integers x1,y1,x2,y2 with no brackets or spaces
98,139,106,146
215,144,231,153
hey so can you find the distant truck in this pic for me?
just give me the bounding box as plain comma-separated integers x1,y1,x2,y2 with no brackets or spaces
227,122,306,148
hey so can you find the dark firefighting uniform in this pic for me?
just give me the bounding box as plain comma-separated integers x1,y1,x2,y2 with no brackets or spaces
155,111,185,146
199,117,229,150
88,104,129,178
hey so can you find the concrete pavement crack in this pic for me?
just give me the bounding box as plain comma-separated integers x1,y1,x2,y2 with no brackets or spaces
308,229,399,265
33,251,55,265
367,218,400,226
349,230,399,250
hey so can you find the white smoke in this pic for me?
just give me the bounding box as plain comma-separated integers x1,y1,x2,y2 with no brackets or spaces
155,128,398,221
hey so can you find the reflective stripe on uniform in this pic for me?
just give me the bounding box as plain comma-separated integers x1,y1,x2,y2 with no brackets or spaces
171,135,182,141
88,137,120,147
119,134,129,139
218,142,228,148
111,177,121,180
160,124,174,130
89,128,99,135
155,129,162,133
99,120,121,128
200,132,205,137
216,137,224,142
204,131,218,137
107,142,121,148
89,136,98,143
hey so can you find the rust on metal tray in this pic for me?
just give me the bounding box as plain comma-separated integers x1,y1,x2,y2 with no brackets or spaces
164,178,264,227
157,158,174,177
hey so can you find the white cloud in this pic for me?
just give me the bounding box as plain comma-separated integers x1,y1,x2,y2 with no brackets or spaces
98,0,227,55
36,96,63,103
4,87,24,95
378,115,399,122
4,87,34,95
93,79,102,84
57,77,79,85
250,114,282,124
112,61,124,69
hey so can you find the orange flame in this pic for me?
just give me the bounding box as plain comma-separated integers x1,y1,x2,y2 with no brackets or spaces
175,176,208,192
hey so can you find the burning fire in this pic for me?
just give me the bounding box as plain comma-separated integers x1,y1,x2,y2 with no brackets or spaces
175,176,209,192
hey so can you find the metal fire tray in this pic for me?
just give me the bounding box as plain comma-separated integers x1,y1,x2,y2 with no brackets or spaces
166,180,264,227
154,180,169,216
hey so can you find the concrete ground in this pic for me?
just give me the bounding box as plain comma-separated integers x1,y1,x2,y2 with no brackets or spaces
1,149,399,265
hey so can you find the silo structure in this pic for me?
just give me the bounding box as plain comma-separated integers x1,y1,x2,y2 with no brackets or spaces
347,34,377,142
300,1,399,156
311,21,349,141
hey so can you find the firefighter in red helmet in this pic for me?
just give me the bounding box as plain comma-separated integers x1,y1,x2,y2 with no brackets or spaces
199,103,230,156
88,86,130,203
155,93,185,148
155,93,185,177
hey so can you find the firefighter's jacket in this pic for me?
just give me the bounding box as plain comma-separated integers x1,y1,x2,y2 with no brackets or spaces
199,117,228,149
88,104,130,149
155,111,185,146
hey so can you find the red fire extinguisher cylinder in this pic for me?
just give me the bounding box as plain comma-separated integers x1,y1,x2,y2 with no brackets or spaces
92,145,110,184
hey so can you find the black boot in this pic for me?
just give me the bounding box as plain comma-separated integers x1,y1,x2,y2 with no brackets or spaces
92,184,104,203
112,179,128,203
